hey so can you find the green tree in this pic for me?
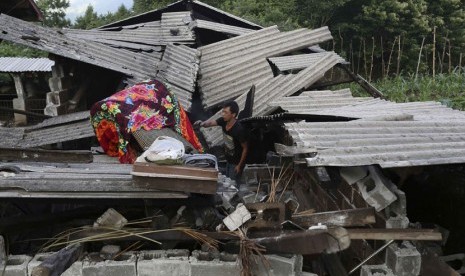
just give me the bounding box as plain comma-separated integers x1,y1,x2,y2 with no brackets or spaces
36,0,71,27
73,5,101,29
100,4,133,26
133,0,173,14
219,0,299,30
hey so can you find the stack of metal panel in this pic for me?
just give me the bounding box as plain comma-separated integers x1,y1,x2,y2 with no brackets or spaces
197,26,334,109
200,51,341,147
0,14,157,81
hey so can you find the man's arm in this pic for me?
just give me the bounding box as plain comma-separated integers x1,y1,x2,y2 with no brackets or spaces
235,141,248,174
194,119,218,128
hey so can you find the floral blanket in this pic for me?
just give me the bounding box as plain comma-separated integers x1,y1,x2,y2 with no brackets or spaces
90,80,203,163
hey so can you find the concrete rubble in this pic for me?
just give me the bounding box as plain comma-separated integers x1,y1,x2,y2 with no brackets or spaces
0,0,464,275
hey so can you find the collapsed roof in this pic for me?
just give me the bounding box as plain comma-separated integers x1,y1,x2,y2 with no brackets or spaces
0,0,464,170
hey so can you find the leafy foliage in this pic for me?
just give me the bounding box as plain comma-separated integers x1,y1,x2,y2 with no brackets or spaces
36,0,70,27
347,71,465,111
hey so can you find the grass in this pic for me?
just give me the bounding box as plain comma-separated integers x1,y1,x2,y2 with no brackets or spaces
345,71,465,111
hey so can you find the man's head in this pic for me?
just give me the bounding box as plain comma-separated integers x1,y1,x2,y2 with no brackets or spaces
221,101,239,122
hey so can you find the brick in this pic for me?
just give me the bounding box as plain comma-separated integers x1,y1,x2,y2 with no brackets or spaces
137,250,190,276
82,252,136,276
360,264,395,276
4,255,31,276
189,250,239,276
386,241,421,276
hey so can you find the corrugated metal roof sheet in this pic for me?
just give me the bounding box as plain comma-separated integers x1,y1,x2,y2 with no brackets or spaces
66,12,194,49
268,53,346,72
191,19,254,35
192,0,262,29
0,57,54,72
158,44,200,110
285,120,465,168
268,88,373,112
0,14,158,82
160,12,195,43
198,26,333,108
268,88,465,121
200,52,340,147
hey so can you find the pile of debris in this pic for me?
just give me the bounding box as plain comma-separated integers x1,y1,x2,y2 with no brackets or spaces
1,0,465,275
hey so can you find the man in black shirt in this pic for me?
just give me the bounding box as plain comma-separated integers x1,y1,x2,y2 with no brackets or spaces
195,101,248,182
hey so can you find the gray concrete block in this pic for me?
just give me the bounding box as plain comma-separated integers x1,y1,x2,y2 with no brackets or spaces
253,254,303,276
4,255,31,276
51,64,66,78
82,252,136,276
44,103,68,116
386,241,421,276
386,215,409,229
27,252,54,276
46,90,70,105
190,250,239,276
48,76,73,92
356,167,397,212
360,264,394,276
137,249,190,276
388,188,407,217
61,260,83,276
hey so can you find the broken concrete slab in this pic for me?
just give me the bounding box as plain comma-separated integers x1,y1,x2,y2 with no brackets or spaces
93,208,127,229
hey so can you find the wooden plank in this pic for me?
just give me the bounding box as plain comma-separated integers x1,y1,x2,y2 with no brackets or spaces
0,148,93,163
133,175,217,195
0,191,188,199
132,162,218,180
292,207,376,227
4,162,132,174
31,243,83,276
347,229,442,241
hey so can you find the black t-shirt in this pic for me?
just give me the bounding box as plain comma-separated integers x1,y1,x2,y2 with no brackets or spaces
216,117,248,164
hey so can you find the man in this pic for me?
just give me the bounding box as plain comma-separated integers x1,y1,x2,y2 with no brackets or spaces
195,101,248,182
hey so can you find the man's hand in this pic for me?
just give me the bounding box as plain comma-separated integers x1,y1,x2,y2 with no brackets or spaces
194,120,203,128
234,164,243,175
